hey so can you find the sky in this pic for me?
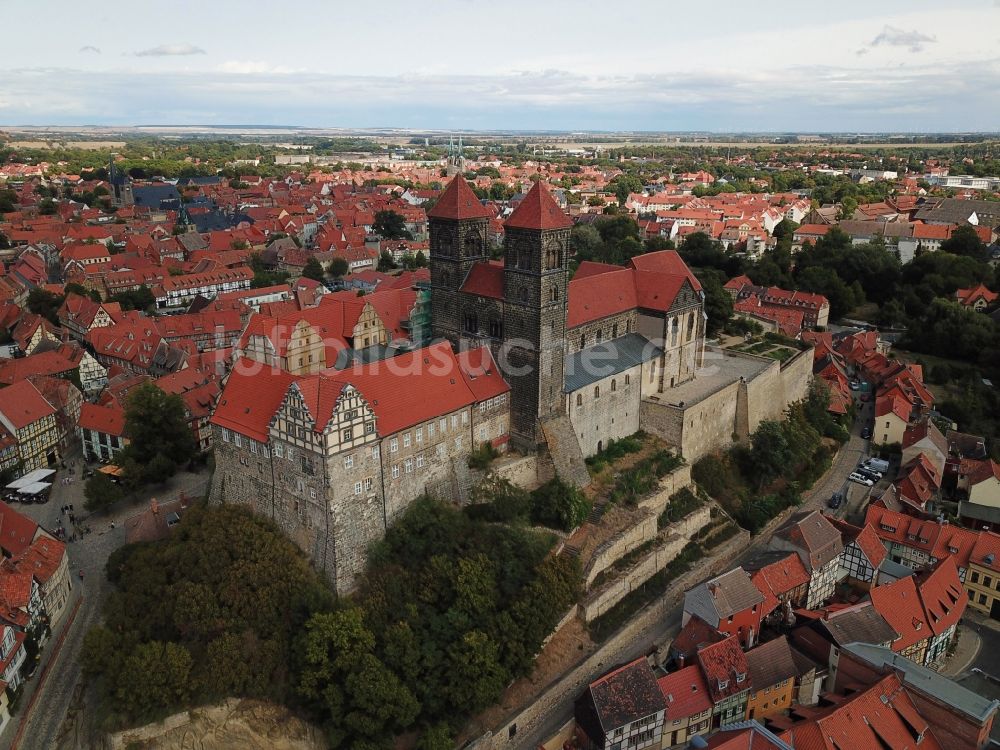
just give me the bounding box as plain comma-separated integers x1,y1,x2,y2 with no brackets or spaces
1,0,999,132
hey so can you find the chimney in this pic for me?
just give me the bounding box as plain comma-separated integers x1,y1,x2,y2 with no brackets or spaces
677,654,686,669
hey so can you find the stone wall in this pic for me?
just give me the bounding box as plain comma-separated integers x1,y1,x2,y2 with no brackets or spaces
581,505,718,621
641,380,741,462
464,526,753,750
568,364,643,458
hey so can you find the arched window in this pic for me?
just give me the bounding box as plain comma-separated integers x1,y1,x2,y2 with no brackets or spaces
465,232,481,258
625,374,630,386
594,385,600,399
611,379,617,392
489,318,502,338
612,323,618,338
550,285,559,302
687,314,695,342
519,287,528,302
464,311,478,334
576,393,583,407
596,329,603,344
439,233,453,257
671,318,679,346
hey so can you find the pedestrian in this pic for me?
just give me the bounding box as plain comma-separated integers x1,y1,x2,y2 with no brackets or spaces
110,520,115,530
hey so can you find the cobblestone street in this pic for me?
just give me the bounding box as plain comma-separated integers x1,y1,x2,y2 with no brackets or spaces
0,455,210,750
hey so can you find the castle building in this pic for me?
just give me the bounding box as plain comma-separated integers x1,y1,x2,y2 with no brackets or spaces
211,176,813,592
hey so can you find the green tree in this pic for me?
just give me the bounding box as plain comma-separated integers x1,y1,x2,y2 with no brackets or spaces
302,256,325,281
531,476,590,531
749,420,792,488
693,267,733,336
372,210,413,240
26,288,65,325
119,383,196,486
416,723,454,750
83,471,125,512
940,225,988,262
377,250,396,272
570,224,603,261
446,631,509,714
329,257,349,278
114,641,192,721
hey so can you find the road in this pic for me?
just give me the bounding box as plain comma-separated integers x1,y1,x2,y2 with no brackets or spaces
0,457,209,750
515,403,874,749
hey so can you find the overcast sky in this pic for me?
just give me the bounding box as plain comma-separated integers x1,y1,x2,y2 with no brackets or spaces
2,0,999,131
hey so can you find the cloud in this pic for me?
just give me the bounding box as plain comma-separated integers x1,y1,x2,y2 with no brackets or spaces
79,45,101,54
134,44,206,57
218,60,301,75
868,25,937,53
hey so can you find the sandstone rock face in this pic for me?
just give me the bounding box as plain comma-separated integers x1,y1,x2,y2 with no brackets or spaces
105,699,326,750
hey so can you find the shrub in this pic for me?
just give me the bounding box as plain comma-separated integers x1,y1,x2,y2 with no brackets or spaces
531,476,591,531
467,441,500,470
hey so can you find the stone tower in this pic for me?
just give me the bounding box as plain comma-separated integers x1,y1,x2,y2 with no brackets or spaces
427,176,491,344
501,181,573,447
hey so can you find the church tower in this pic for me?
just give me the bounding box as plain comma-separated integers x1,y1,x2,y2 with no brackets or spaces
427,176,491,344
500,181,573,447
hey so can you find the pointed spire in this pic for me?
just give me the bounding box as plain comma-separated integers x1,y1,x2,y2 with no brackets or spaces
504,180,572,230
427,176,491,220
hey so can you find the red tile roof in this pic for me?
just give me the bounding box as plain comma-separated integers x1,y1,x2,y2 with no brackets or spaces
657,665,712,721
826,516,887,570
77,401,127,437
505,181,573,230
426,176,492,221
0,379,56,430
460,261,505,299
696,633,751,701
0,502,40,557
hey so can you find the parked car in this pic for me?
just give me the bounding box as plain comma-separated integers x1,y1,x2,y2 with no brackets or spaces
849,472,875,486
828,492,844,509
864,457,890,473
861,427,873,439
858,468,882,482
849,381,860,391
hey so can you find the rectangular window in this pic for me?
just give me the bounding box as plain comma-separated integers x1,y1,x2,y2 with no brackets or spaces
391,464,400,479
364,477,373,492
439,418,447,433
344,455,354,469
354,482,362,495
343,428,353,441
234,433,243,448
365,421,375,434
250,441,258,455
479,426,487,441
428,422,436,438
309,487,317,499
222,428,231,443
405,458,413,473
462,411,468,425
451,414,458,429
370,445,379,459
416,455,424,468
415,428,423,443
403,433,411,447
972,571,980,584
390,438,398,453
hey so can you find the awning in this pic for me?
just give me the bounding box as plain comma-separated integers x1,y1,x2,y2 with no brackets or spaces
18,481,51,496
98,465,125,477
5,468,56,490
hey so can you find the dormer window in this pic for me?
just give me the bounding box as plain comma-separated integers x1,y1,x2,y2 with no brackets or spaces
736,672,746,684
718,679,728,690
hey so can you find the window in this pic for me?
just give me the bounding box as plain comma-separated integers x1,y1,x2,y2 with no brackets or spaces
416,455,424,468
343,428,353,441
980,594,988,605
451,414,458,429
274,443,284,458
580,333,586,349
354,482,362,495
462,411,468,425
611,379,617,392
403,433,411,448
464,312,478,334
390,438,399,453
416,428,423,443
687,314,695,341
250,440,258,455
370,445,379,459
391,465,400,479
234,434,243,448
576,393,583,407
405,458,413,473
479,426,487,441
222,428,231,443
671,318,679,346
428,422,436,438
972,571,980,584
985,576,994,588
612,323,618,338
489,318,502,338
364,477,373,492
309,487,317,499
594,385,600,399
625,374,630,385
439,418,447,433
365,421,375,434
344,455,354,469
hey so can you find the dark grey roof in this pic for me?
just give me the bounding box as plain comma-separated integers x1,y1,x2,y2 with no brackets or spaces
745,636,803,689
177,176,223,187
818,603,898,647
189,209,233,233
132,184,181,210
684,567,764,624
843,642,1000,723
564,333,661,393
913,198,1000,227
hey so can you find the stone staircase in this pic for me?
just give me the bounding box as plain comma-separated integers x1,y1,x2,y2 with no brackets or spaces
539,415,591,489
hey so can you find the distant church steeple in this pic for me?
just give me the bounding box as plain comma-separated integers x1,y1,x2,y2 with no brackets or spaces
446,135,466,177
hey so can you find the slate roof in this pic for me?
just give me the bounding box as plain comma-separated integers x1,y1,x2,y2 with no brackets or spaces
745,636,802,691
772,510,844,572
818,602,898,647
684,567,765,628
132,184,181,210
564,334,661,393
